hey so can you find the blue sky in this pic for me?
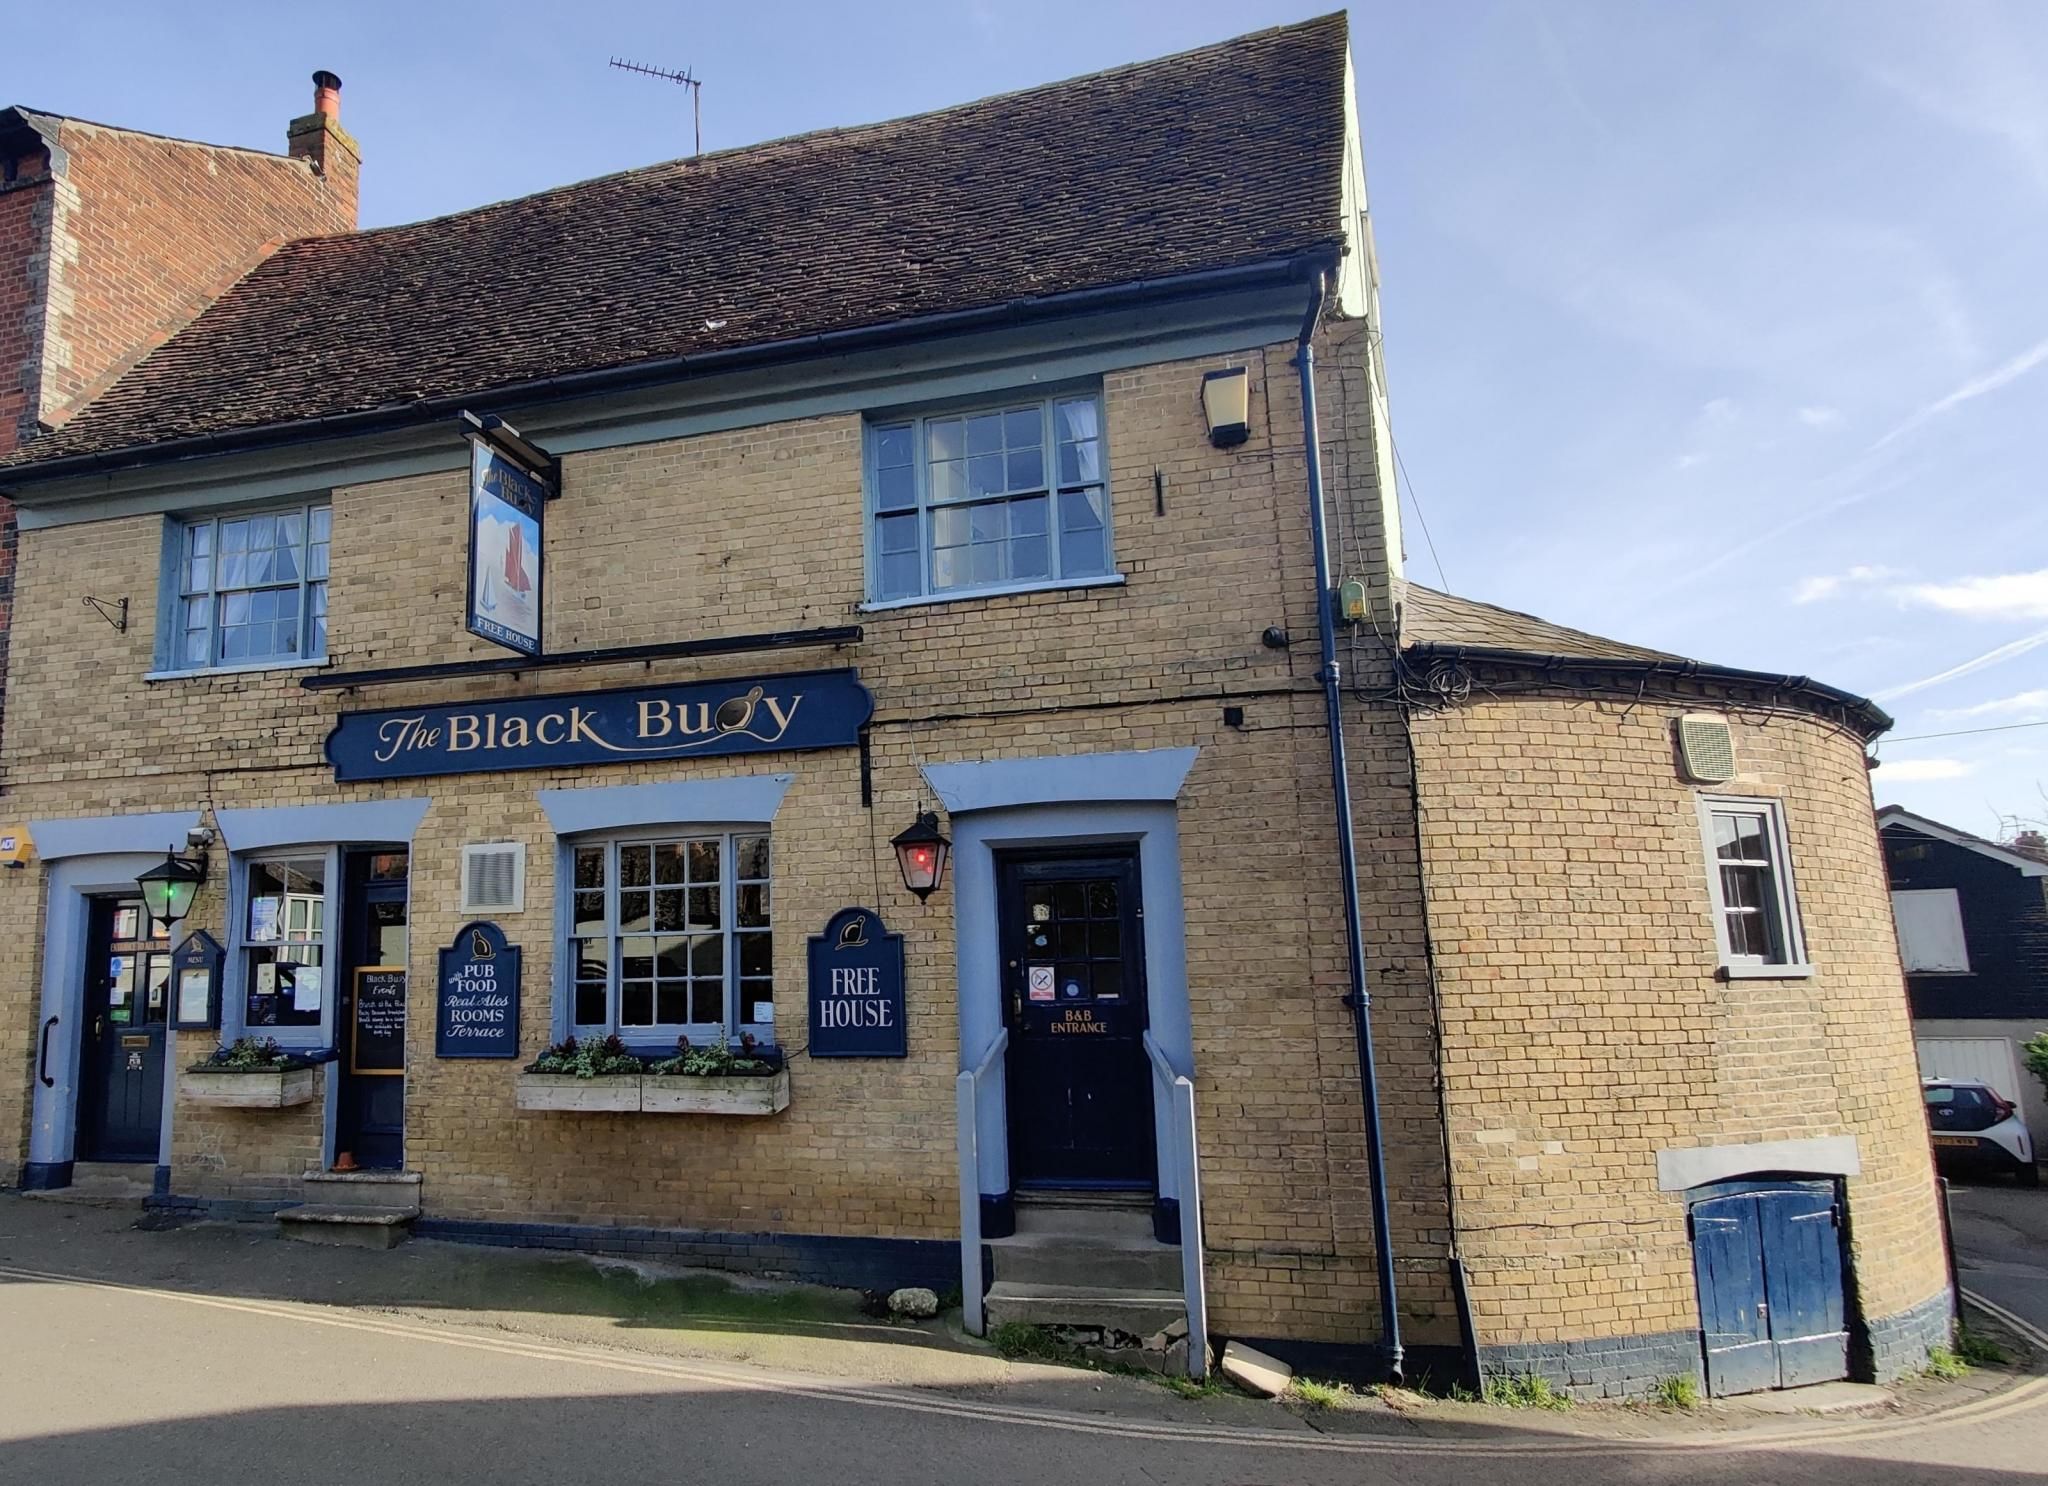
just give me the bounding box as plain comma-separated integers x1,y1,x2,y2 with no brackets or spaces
18,1,2047,837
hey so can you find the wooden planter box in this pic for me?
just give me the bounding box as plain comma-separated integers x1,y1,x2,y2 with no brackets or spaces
179,1066,317,1109
643,1069,789,1116
515,1074,642,1112
515,1070,790,1116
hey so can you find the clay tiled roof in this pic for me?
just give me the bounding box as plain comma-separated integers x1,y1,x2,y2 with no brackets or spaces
1400,584,1682,664
6,14,1352,470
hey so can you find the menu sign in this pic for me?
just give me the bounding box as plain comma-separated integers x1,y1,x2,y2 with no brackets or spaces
436,921,521,1060
351,968,407,1076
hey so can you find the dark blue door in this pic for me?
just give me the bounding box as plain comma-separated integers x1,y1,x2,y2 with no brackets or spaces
1691,1183,1848,1396
78,898,169,1163
999,852,1154,1188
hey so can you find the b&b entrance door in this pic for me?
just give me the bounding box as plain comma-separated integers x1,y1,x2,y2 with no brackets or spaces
999,851,1155,1189
77,898,170,1163
335,850,409,1170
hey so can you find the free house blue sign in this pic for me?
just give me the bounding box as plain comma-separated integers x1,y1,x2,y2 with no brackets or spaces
807,907,907,1058
326,668,873,782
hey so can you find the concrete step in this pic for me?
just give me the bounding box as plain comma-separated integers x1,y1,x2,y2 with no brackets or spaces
982,1282,1185,1337
1011,1204,1158,1244
22,1162,153,1204
300,1170,422,1215
990,1241,1182,1290
1015,1188,1151,1213
276,1204,414,1250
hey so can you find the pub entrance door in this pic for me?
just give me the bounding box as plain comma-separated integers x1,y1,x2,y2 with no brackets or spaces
336,850,409,1170
998,850,1156,1189
77,898,171,1163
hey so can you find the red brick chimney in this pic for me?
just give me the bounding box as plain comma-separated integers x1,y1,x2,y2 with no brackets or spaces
287,70,359,227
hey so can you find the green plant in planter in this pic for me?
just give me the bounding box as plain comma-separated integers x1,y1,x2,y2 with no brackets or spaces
525,1034,643,1079
191,1036,309,1073
2022,1032,2048,1102
648,1033,777,1077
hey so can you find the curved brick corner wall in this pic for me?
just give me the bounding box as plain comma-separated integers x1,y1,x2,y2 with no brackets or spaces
1408,694,1949,1396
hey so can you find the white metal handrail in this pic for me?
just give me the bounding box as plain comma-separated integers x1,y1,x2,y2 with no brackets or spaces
1144,1030,1209,1379
957,1027,1009,1336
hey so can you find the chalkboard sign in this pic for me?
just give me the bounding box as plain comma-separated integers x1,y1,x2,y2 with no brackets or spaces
807,907,907,1058
436,921,521,1059
351,967,407,1076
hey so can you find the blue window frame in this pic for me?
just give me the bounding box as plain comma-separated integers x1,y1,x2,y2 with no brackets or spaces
865,391,1112,603
171,504,330,670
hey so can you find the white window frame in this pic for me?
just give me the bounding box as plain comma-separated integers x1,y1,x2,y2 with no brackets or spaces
1696,795,1812,979
561,827,773,1048
1892,887,1972,975
224,846,341,1050
860,387,1120,609
154,501,331,677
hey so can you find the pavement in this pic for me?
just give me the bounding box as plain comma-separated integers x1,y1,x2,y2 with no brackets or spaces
1952,1177,2048,1338
3,1189,2047,1484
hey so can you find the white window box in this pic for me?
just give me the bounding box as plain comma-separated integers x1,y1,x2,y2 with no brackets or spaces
178,1065,318,1109
515,1070,790,1115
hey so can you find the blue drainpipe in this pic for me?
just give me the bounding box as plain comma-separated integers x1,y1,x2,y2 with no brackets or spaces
1294,264,1404,1382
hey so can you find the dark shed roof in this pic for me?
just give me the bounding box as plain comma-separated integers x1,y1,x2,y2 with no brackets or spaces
6,14,1352,470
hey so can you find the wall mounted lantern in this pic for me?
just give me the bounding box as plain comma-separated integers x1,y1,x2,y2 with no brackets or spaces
136,845,208,930
1200,366,1251,449
891,812,951,901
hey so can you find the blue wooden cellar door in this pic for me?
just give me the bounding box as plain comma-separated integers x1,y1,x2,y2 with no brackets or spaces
1691,1181,1849,1397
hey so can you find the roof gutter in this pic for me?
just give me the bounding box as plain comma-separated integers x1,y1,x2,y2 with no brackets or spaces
0,248,1341,494
1405,642,1892,737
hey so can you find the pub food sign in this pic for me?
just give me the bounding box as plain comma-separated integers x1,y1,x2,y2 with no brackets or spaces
466,440,547,658
326,668,873,782
807,907,907,1058
436,921,521,1059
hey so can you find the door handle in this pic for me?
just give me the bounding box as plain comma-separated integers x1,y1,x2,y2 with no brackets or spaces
38,1016,57,1088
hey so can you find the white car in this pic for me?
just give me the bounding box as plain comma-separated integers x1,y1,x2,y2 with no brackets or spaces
1923,1078,2038,1186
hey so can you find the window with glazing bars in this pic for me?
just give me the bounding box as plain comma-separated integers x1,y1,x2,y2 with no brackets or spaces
569,833,773,1040
866,393,1111,602
176,505,331,668
1700,798,1809,973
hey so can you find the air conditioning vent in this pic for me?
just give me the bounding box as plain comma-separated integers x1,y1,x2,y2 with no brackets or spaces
460,842,526,914
1677,714,1737,784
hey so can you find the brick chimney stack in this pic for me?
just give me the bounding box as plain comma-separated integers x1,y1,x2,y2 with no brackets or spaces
287,70,359,227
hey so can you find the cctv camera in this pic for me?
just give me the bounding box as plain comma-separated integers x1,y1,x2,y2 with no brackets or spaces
186,826,216,849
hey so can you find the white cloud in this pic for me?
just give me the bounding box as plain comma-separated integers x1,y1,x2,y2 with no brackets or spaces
1897,568,2048,622
1791,564,1900,604
1873,627,2048,702
1868,334,2048,452
1796,406,1844,430
1934,689,2048,720
1873,757,1976,782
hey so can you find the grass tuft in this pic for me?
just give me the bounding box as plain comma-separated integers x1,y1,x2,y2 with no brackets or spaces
987,1320,1068,1361
1291,1376,1352,1409
1482,1371,1574,1410
1650,1374,1701,1409
1924,1345,1970,1380
1955,1327,2012,1368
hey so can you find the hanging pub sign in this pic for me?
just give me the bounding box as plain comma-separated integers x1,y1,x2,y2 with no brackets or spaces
351,967,407,1076
465,438,548,658
807,907,907,1058
436,921,521,1059
326,668,872,782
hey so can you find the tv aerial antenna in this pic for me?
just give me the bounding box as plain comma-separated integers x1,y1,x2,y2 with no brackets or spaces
610,56,704,157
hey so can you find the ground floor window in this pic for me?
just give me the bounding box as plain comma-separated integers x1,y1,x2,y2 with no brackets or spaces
241,855,328,1029
569,831,772,1042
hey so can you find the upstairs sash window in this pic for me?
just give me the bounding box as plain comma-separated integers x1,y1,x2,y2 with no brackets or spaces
176,504,331,669
867,393,1112,603
1698,797,1811,976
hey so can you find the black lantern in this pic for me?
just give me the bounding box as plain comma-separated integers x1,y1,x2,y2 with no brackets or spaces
136,845,207,930
891,812,950,901
1200,366,1250,449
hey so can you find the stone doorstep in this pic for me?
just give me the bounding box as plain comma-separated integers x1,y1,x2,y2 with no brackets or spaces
24,1162,154,1203
300,1170,423,1216
988,1237,1181,1291
982,1281,1185,1339
276,1204,415,1250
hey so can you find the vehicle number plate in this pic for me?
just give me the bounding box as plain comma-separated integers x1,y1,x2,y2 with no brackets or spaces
1931,1135,1978,1148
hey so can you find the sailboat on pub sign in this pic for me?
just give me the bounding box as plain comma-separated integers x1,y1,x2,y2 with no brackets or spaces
466,440,547,657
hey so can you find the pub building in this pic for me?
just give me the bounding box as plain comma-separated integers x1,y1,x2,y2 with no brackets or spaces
0,16,1953,1396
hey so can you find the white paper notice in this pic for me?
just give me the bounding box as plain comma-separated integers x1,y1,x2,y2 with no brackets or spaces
250,897,282,943
292,966,323,1013
254,963,277,997
752,1001,774,1024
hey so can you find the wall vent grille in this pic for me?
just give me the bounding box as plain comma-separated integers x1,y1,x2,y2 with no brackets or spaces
460,842,526,914
1677,715,1737,784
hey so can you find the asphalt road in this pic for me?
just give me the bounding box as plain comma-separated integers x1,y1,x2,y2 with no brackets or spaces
2,1188,2045,1485
1952,1178,2048,1338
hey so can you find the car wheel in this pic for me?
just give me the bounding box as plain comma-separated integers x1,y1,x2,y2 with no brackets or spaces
2018,1163,2040,1188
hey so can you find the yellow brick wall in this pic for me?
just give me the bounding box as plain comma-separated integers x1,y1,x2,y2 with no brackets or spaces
1409,693,1949,1344
1,330,1457,1345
